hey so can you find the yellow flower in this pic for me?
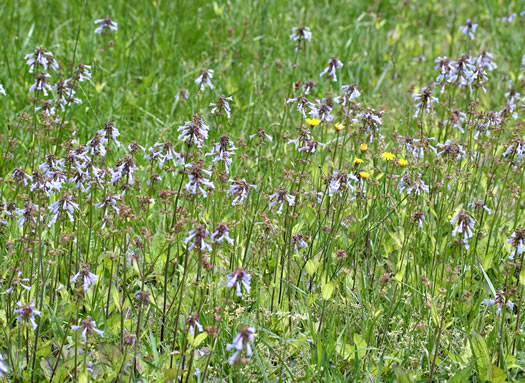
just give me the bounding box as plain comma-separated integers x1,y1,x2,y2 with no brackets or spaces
305,118,321,126
353,157,363,166
335,122,345,131
381,152,396,161
398,159,408,167
359,171,371,179
360,143,368,152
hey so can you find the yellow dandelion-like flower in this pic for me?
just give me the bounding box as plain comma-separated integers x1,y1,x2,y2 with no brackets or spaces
359,171,371,179
381,152,396,161
398,159,408,167
353,157,363,166
335,122,345,131
305,118,321,126
360,143,368,152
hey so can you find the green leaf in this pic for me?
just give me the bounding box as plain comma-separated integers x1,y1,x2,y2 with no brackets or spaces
321,281,335,300
470,331,492,382
449,367,471,383
189,332,208,347
353,333,368,359
394,366,413,383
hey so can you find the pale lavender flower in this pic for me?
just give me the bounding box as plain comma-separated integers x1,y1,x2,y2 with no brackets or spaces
72,264,98,292
309,99,333,121
195,69,214,91
71,317,104,338
450,210,475,249
398,173,429,195
184,225,212,252
482,292,514,315
413,87,438,117
292,234,308,253
25,48,58,73
459,19,478,40
268,187,295,214
184,162,215,198
328,171,358,197
502,13,516,23
226,268,252,297
287,96,310,118
211,223,234,245
178,114,209,148
49,194,79,226
6,272,31,294
110,156,137,186
411,211,425,228
339,84,361,106
507,229,525,260
29,73,52,96
14,301,41,330
290,26,312,51
98,121,120,147
210,95,233,118
227,178,256,206
206,135,237,173
226,326,256,365
320,56,343,81
436,140,466,160
249,127,273,143
0,354,7,377
468,200,492,215
94,17,118,34
503,137,525,160
186,313,204,336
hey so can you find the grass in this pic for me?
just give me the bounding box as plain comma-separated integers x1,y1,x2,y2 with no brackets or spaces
0,0,525,381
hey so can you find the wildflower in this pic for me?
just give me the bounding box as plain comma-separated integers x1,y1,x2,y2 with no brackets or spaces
503,137,525,160
226,268,252,297
289,26,312,51
135,290,151,306
71,317,104,338
292,234,308,253
309,100,333,121
335,122,345,131
340,84,361,105
302,79,315,95
0,85,5,96
305,118,320,126
444,109,467,133
482,291,514,315
49,194,79,226
227,326,256,365
74,63,92,82
25,48,59,73
206,135,237,173
287,96,310,118
210,95,233,118
227,178,256,206
508,229,525,260
178,114,209,148
211,223,234,245
411,211,425,228
398,159,408,167
359,171,370,179
249,127,273,143
353,157,363,166
356,108,384,141
381,152,396,161
184,225,212,252
98,121,120,147
110,156,137,186
184,162,215,198
12,168,33,186
436,140,466,160
450,210,475,249
468,200,492,215
327,171,358,197
360,143,368,152
398,173,429,195
268,187,295,214
6,272,31,294
30,72,52,96
94,17,118,33
0,354,7,377
502,13,516,23
72,264,98,292
320,56,343,81
459,19,478,40
14,301,41,330
195,69,214,91
413,87,438,117
297,139,325,154
186,313,204,336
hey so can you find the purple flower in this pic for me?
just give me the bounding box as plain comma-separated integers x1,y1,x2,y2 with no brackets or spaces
459,19,478,40
25,48,58,73
71,317,104,338
226,268,251,297
184,225,212,252
195,69,214,91
226,326,256,365
72,264,98,292
211,223,234,245
14,301,41,330
319,56,343,81
94,17,118,34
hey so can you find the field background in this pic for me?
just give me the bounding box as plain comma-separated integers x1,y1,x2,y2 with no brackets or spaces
1,0,525,382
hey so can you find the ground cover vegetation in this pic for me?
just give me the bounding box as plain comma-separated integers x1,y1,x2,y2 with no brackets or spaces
1,0,525,381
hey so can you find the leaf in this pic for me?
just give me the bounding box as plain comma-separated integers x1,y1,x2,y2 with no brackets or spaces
353,333,368,359
321,281,335,300
519,268,525,287
449,367,471,383
470,331,492,382
189,332,208,348
394,366,413,383
430,301,441,327
305,259,319,276
492,365,508,383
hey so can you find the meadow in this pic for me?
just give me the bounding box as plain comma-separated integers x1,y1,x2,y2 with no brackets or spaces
0,0,525,381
